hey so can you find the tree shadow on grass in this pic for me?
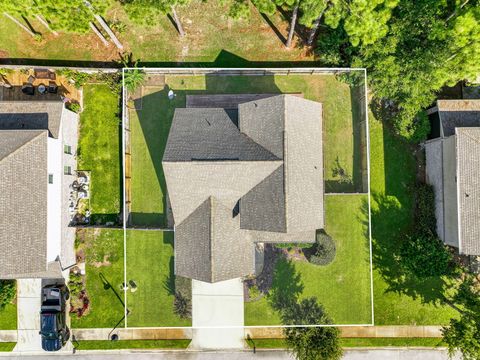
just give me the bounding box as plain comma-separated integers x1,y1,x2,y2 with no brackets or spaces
268,257,304,312
365,193,450,306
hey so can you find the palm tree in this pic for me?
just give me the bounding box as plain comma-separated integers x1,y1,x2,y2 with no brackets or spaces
124,68,145,93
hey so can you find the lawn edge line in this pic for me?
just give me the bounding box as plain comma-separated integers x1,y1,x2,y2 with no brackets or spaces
364,68,375,326
122,68,128,328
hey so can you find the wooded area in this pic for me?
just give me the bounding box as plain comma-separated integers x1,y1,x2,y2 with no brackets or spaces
1,0,478,142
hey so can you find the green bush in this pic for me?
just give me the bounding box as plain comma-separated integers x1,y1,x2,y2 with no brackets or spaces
400,234,453,278
67,102,81,113
174,276,191,302
174,292,191,319
414,183,437,237
307,231,336,266
0,281,15,309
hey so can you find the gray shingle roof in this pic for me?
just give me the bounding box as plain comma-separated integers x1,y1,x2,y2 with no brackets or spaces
0,130,48,277
175,197,254,283
164,95,324,282
0,101,64,138
456,128,480,255
437,100,480,137
163,108,279,162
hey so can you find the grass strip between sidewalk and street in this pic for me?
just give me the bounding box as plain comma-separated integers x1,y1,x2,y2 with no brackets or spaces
0,342,16,352
74,339,191,350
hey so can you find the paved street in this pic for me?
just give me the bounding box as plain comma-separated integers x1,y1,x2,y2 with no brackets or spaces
0,349,461,360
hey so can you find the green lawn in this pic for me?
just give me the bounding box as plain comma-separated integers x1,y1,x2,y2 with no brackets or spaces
247,338,445,349
245,195,372,326
369,114,457,325
130,73,363,226
126,230,191,327
0,343,16,352
0,1,309,64
0,303,17,330
75,339,190,350
78,84,121,224
71,229,125,329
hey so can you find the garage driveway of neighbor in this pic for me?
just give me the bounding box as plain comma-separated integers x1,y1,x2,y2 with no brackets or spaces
190,278,245,350
14,278,72,353
15,279,43,352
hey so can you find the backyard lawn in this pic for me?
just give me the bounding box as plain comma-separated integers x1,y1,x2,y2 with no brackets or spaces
0,303,17,330
129,73,364,226
0,1,309,64
71,229,125,329
245,195,372,326
369,114,458,325
126,230,191,327
78,84,121,224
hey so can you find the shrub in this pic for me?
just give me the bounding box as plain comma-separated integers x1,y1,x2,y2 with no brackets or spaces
174,276,191,302
414,183,437,237
307,231,336,266
0,280,15,309
174,291,191,319
59,69,91,89
400,234,453,278
67,102,81,113
275,243,314,250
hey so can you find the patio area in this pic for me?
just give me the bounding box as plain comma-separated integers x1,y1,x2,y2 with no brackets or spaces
0,68,80,102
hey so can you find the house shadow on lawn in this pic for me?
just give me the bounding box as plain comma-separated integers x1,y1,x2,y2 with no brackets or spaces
324,83,367,194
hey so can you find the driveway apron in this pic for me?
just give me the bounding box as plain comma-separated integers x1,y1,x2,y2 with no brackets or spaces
190,278,245,350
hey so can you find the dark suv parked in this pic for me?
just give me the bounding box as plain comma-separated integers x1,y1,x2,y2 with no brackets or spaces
40,284,70,351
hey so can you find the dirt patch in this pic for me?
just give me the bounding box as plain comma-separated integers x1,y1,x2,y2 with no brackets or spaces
91,254,112,268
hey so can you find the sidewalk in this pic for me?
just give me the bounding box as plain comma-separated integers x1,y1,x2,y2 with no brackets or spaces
246,326,443,339
0,325,443,343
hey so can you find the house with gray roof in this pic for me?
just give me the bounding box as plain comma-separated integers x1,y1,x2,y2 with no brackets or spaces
425,100,480,256
163,94,324,283
0,100,78,279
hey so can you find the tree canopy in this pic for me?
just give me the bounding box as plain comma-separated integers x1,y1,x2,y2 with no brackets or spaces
317,0,480,142
442,276,480,360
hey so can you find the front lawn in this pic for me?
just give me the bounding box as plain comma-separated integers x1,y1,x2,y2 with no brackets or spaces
129,73,364,226
369,114,458,325
245,195,372,326
126,230,191,327
0,303,16,330
78,84,121,224
71,229,125,329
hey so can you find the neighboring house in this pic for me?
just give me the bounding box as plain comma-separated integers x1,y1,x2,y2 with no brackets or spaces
163,94,324,283
0,101,78,279
425,99,480,256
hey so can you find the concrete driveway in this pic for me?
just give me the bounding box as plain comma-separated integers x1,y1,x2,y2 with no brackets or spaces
14,279,43,352
14,278,72,354
190,278,245,350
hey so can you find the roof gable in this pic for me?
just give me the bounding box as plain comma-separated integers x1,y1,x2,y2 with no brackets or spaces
0,130,48,277
0,101,64,138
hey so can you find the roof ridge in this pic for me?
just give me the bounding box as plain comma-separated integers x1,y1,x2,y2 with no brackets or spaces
209,196,215,282
0,130,47,163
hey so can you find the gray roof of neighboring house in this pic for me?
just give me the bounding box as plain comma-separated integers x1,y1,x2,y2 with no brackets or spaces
0,101,64,138
0,130,48,278
164,95,324,282
436,100,480,137
456,128,480,255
